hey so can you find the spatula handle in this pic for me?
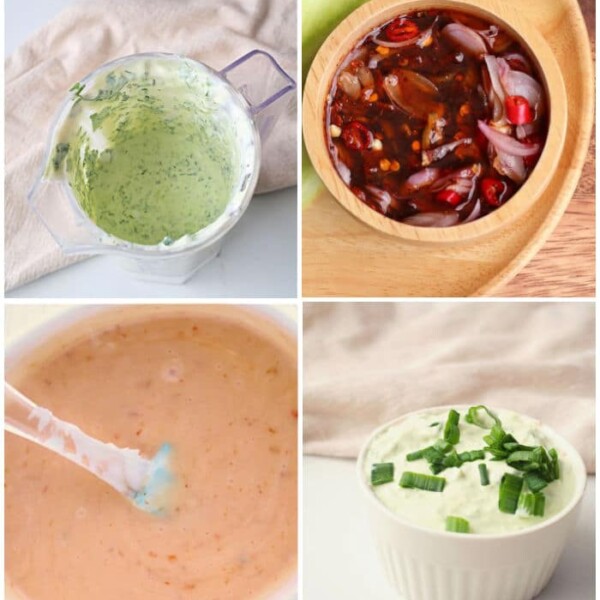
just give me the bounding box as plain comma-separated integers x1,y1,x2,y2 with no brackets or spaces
4,381,151,496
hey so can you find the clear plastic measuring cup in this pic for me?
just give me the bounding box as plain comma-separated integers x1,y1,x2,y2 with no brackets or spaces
29,50,296,284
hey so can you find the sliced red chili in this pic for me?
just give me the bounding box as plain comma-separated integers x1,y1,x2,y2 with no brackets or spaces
385,17,420,43
481,177,508,206
522,134,543,168
435,189,462,206
341,121,372,151
505,95,534,125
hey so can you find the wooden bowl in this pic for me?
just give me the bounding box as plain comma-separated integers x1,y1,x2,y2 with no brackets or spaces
303,0,568,245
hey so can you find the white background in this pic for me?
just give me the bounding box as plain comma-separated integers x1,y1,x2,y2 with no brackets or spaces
5,0,297,299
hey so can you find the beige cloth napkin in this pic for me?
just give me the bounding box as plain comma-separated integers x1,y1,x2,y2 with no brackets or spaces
304,302,595,473
5,0,297,291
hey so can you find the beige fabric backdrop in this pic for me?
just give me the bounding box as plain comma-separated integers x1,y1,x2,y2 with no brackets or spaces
304,302,595,473
5,0,297,291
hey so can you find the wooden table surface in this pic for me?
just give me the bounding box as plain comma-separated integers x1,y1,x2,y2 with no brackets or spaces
497,0,595,297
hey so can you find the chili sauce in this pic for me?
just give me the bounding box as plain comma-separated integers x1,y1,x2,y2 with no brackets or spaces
326,10,548,227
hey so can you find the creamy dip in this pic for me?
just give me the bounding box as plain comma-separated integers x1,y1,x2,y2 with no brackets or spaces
46,56,256,245
6,306,296,599
363,407,577,534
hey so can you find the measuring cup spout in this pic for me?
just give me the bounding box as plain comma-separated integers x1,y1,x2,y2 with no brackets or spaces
220,50,296,143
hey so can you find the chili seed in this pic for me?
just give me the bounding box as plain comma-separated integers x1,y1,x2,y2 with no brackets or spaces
379,159,391,171
330,124,342,138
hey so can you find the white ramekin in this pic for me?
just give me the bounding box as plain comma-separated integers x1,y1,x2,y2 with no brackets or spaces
357,406,587,600
5,305,297,600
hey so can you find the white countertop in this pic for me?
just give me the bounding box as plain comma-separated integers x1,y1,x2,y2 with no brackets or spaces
304,456,595,600
6,187,297,298
6,0,297,299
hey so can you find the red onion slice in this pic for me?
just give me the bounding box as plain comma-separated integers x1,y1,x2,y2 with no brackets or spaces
338,71,361,100
478,121,540,157
463,198,482,223
405,167,442,190
484,56,506,102
357,66,375,88
446,177,475,196
430,163,482,192
497,58,543,110
442,23,487,57
515,122,537,140
383,72,439,119
476,25,499,48
372,35,420,49
483,55,508,125
336,161,352,185
403,211,460,227
365,185,392,213
502,52,532,73
493,150,526,183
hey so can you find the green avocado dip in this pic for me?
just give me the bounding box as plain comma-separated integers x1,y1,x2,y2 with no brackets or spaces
46,56,255,246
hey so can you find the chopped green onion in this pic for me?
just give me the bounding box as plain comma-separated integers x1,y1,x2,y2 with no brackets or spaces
422,446,445,462
406,442,449,462
465,405,502,429
69,82,86,95
443,409,461,445
506,450,535,469
458,449,485,463
502,434,519,448
399,471,446,492
487,448,509,460
517,491,545,517
483,426,523,460
484,424,507,449
523,472,548,493
503,442,534,452
479,463,490,486
549,448,560,480
499,473,524,514
371,463,394,486
442,449,462,468
406,449,427,462
429,421,440,427
446,516,470,533
433,439,453,453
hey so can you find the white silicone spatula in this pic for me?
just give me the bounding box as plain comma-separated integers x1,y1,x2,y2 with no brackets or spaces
5,381,172,514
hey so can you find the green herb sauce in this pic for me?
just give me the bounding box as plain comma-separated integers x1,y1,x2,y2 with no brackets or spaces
47,58,251,245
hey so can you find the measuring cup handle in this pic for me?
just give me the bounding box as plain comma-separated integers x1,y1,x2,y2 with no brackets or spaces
219,50,296,142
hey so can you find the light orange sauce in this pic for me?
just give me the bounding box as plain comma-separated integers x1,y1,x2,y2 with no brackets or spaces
6,306,297,600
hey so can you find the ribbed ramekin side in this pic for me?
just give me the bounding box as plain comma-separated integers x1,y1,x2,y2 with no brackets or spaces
363,492,583,600
374,542,564,600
